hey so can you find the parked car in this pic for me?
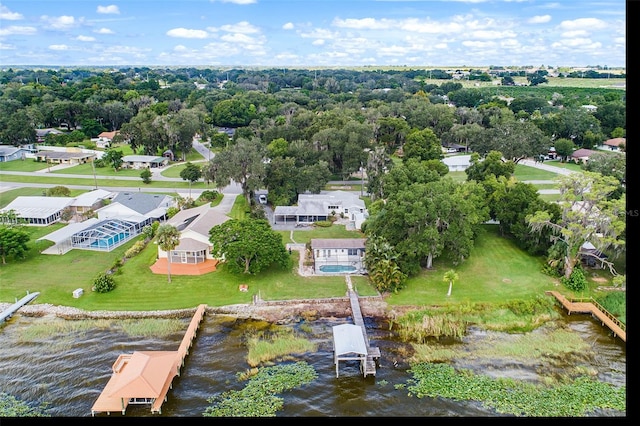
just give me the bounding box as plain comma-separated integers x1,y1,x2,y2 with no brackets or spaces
258,194,267,204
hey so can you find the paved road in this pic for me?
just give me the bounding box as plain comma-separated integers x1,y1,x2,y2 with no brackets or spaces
0,149,573,197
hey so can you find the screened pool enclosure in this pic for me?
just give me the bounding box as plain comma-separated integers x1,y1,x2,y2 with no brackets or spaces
70,218,147,252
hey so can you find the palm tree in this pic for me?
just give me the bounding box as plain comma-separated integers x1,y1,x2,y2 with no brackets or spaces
443,269,459,297
156,224,180,283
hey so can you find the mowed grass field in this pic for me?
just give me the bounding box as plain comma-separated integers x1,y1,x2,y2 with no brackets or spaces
0,216,619,312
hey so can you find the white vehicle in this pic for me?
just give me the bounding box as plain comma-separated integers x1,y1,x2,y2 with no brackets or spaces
258,194,267,204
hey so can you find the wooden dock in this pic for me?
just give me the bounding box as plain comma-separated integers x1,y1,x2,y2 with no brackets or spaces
91,304,207,416
546,291,625,342
1,291,40,322
348,289,380,377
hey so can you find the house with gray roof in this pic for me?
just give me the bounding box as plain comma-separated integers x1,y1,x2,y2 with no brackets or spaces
272,190,368,230
160,203,230,266
98,191,175,222
0,145,31,162
122,155,169,170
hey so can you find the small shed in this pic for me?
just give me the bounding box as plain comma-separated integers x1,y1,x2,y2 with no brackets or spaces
332,324,367,378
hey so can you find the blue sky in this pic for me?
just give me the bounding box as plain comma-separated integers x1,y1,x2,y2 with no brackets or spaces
0,0,626,67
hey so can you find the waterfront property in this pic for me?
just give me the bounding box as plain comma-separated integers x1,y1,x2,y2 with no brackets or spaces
151,204,229,274
311,238,366,274
546,291,625,342
91,304,207,416
272,190,368,230
332,280,380,378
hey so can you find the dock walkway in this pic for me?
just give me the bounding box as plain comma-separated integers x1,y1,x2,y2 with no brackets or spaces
91,304,207,416
546,291,625,342
346,275,380,377
1,291,40,322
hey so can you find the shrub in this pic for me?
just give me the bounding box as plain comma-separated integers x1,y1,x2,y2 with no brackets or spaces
199,190,219,203
125,240,147,258
314,220,333,227
562,267,587,292
93,273,116,293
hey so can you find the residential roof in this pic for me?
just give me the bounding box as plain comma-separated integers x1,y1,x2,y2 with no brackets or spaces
332,324,367,357
0,196,73,219
68,189,114,207
122,155,167,163
35,128,63,137
603,137,625,147
98,131,118,140
571,148,598,158
111,192,173,215
175,237,209,251
167,203,229,237
107,351,178,398
36,151,95,160
311,238,366,249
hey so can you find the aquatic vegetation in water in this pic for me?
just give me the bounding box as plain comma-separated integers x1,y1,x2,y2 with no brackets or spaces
403,362,625,416
203,361,318,417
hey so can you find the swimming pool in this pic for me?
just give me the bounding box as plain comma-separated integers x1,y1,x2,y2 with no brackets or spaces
90,232,130,248
319,265,357,273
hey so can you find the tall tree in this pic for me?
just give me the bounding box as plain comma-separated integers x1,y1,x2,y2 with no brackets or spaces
204,138,266,205
179,162,202,199
101,149,124,172
208,219,290,274
156,224,181,283
527,171,626,278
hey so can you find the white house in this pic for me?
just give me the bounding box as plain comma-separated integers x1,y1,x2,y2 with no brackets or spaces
160,204,230,265
121,155,169,170
310,238,367,274
93,131,118,149
442,154,471,172
272,190,368,229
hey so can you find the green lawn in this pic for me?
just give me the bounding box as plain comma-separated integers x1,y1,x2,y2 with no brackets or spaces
0,159,50,172
0,219,618,312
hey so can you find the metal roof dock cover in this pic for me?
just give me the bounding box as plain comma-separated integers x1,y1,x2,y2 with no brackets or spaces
332,323,367,377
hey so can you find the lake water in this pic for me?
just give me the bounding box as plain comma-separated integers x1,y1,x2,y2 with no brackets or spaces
0,311,626,417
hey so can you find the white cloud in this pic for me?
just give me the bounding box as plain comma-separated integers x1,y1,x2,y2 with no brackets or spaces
312,39,325,46
470,30,517,39
94,28,114,34
0,5,23,20
97,5,120,14
76,35,96,42
561,30,589,38
219,21,260,34
558,18,607,31
49,44,70,51
282,22,294,30
0,26,37,36
166,28,209,38
0,42,17,50
41,15,79,30
528,15,551,24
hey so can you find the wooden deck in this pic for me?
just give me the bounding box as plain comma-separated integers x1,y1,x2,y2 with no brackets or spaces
348,290,380,377
546,291,625,342
91,304,207,416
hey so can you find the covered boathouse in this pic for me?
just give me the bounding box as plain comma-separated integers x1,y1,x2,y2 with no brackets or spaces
91,304,206,415
332,323,368,378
